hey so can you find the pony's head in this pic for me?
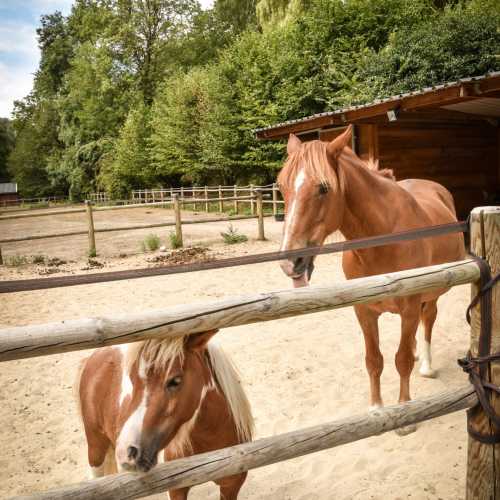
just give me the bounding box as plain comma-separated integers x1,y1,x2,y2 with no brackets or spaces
115,330,218,473
277,126,352,287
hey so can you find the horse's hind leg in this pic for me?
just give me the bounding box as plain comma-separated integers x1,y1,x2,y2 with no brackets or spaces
87,431,113,478
419,300,438,378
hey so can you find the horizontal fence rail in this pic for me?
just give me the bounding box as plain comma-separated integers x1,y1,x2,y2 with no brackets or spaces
0,214,262,245
0,221,468,293
13,385,478,500
0,259,479,362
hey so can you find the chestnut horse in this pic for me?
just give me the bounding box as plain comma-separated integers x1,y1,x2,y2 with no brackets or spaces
77,330,254,499
278,125,464,429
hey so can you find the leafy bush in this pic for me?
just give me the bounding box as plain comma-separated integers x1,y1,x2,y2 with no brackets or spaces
169,231,183,249
221,224,248,244
143,233,161,251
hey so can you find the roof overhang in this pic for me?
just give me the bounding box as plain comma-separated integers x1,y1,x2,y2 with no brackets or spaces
255,72,500,140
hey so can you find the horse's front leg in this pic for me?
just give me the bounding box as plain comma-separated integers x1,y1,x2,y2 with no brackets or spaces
394,300,421,435
354,305,383,409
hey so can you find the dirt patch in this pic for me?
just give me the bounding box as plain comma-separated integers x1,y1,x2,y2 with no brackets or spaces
146,246,215,266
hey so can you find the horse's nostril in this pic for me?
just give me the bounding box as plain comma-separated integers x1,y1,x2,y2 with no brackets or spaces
127,445,139,460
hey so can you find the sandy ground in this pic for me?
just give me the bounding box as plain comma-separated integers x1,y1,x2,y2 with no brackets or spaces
0,208,472,499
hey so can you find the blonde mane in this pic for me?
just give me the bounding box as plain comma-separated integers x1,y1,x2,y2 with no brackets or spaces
124,336,254,443
278,139,395,188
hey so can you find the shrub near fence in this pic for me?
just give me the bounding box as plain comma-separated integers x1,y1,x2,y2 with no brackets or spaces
0,206,498,500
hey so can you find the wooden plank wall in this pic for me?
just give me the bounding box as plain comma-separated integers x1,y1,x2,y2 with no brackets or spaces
377,122,499,218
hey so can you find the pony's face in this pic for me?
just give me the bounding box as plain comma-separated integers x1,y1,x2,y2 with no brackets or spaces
278,126,352,287
115,331,217,473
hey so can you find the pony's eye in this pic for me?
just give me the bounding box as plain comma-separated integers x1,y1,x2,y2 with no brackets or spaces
319,183,329,195
165,375,182,392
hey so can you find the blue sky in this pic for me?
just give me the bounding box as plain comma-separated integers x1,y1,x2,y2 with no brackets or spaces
0,0,213,118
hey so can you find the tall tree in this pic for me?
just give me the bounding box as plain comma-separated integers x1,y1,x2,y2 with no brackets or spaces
0,119,15,182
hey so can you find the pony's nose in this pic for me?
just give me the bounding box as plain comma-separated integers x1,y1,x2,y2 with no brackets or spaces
279,259,295,277
128,445,139,460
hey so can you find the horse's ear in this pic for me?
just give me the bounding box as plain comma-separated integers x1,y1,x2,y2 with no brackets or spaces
287,133,302,155
326,125,352,162
186,329,219,351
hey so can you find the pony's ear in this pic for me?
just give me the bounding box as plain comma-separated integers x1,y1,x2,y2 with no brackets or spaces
287,133,302,155
326,125,352,162
186,329,219,351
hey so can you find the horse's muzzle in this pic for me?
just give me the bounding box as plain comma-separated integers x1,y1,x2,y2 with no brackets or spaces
280,256,315,287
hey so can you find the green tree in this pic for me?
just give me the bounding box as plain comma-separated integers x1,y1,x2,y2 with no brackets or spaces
0,119,15,182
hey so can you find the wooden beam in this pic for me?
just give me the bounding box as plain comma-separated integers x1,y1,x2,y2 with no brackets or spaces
13,385,477,500
0,259,479,362
466,206,500,499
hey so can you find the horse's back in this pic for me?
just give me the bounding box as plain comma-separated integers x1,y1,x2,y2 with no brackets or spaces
397,178,465,264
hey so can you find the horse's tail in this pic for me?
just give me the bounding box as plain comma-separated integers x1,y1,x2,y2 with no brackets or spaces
73,356,88,423
207,340,254,443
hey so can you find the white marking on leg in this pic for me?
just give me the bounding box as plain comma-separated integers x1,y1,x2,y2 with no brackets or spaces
419,340,436,378
280,169,306,251
89,464,105,479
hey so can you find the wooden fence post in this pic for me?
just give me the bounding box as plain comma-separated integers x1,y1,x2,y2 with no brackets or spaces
272,183,278,216
85,200,96,256
233,185,238,213
256,190,265,241
204,186,209,212
172,194,183,248
250,184,255,215
218,185,223,212
466,206,500,499
0,246,3,265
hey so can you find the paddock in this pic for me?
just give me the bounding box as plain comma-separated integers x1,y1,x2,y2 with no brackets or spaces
1,211,493,499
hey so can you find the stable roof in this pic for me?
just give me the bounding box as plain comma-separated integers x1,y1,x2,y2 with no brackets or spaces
255,72,500,140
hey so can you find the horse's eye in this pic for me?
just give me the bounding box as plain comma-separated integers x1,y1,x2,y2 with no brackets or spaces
165,375,182,392
319,183,329,195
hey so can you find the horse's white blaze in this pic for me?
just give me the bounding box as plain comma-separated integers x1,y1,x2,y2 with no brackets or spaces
115,388,148,470
280,168,306,251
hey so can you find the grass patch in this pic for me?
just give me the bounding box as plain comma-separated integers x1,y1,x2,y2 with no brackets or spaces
7,254,29,266
221,224,248,245
142,233,161,252
169,231,183,249
88,248,97,258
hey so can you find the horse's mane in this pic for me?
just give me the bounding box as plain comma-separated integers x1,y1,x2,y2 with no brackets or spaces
125,337,254,442
278,140,395,186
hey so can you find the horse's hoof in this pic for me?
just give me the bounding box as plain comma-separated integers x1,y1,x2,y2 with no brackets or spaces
419,365,437,378
395,424,417,436
368,404,383,413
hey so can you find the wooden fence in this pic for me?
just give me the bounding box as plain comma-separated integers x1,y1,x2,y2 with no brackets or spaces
0,191,269,256
2,206,499,500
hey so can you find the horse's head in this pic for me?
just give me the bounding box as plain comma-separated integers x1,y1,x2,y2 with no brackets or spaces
115,330,218,473
277,125,352,287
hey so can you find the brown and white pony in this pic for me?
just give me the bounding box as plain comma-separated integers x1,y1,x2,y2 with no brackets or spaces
76,330,254,499
278,126,464,430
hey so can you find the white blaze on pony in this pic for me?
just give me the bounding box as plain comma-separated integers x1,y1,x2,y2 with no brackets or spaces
277,125,464,432
77,330,254,500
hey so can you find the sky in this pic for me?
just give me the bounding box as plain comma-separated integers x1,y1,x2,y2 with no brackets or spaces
0,0,213,119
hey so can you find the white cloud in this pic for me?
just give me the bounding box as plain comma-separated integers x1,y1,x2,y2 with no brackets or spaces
0,61,36,117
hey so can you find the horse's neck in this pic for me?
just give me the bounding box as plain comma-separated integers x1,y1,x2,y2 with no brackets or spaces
338,156,399,240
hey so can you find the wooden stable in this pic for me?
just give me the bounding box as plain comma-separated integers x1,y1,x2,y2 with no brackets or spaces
255,72,500,218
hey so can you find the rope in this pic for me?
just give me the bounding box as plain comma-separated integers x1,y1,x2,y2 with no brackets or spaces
457,220,500,444
0,220,467,294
